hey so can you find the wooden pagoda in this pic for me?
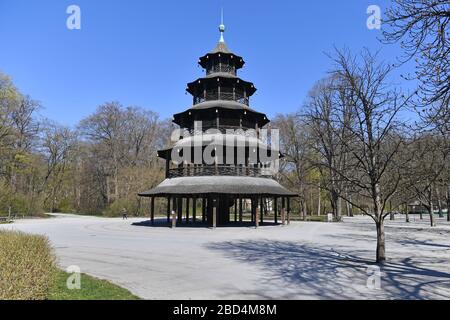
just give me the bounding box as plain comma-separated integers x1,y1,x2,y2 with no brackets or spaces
139,21,296,227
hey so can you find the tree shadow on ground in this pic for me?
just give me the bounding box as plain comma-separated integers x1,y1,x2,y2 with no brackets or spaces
205,240,450,299
132,218,279,228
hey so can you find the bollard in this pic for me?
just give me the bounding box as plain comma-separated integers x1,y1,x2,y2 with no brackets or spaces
171,211,176,228
212,207,217,229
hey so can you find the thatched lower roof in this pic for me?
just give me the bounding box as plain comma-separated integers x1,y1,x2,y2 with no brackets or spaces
138,176,297,197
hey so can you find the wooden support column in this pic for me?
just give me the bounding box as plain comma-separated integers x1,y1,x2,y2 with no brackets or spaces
177,197,182,224
274,197,278,224
250,198,255,222
260,197,264,224
150,197,155,225
202,197,206,223
253,197,257,222
281,197,286,225
193,197,197,223
167,196,171,223
186,197,190,224
239,196,243,223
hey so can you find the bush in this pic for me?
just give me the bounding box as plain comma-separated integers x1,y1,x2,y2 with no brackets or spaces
0,230,56,300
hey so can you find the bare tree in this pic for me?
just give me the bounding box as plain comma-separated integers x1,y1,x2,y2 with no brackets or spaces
79,102,126,203
40,122,77,211
303,75,355,220
273,113,311,218
0,73,18,149
403,134,449,226
324,48,413,263
383,0,450,116
78,102,164,213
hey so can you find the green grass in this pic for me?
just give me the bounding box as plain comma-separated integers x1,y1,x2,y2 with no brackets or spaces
48,270,140,300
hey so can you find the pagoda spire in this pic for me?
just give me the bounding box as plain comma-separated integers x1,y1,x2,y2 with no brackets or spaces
219,8,225,43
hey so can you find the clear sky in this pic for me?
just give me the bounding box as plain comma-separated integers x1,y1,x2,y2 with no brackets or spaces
0,0,414,126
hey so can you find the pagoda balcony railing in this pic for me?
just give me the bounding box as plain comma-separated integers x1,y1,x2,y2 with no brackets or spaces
194,92,249,106
206,64,236,76
168,165,272,179
185,125,256,134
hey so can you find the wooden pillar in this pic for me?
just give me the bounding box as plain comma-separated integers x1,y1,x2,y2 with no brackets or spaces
150,197,155,225
177,197,182,224
239,196,243,223
282,197,286,225
274,197,278,224
186,197,190,224
193,197,197,223
167,196,171,223
202,197,206,223
260,197,264,224
250,198,255,222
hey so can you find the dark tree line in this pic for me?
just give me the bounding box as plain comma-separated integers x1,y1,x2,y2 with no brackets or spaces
0,74,171,216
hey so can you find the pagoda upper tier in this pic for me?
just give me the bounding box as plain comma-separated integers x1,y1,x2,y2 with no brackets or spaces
173,23,269,131
197,41,245,76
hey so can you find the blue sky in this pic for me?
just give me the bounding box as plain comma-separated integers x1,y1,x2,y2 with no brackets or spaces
0,0,415,126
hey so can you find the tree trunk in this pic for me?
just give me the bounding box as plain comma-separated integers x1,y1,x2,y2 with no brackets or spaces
374,182,385,263
447,188,450,222
317,185,321,216
300,200,307,220
346,193,354,217
106,177,111,204
329,189,341,220
375,220,386,263
429,201,436,227
336,196,342,221
435,186,443,218
346,201,352,217
404,203,409,223
114,166,119,201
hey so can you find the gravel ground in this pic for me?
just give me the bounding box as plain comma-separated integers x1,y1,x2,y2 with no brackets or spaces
1,213,449,300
